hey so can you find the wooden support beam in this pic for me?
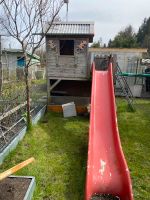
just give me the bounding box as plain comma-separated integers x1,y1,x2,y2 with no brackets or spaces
50,79,61,92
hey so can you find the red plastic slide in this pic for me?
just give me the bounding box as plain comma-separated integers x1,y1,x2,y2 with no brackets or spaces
85,61,133,200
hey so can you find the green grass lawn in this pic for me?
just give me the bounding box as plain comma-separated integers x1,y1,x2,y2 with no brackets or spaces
117,98,150,200
0,113,89,200
0,98,150,200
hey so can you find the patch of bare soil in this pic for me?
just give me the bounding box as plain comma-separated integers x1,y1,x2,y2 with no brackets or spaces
0,177,31,200
91,194,120,200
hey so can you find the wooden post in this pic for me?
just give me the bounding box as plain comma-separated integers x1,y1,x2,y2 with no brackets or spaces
0,35,3,94
46,37,50,105
0,157,35,181
24,52,31,129
47,78,50,104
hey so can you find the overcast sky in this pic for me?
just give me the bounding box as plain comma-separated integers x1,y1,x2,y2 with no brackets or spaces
2,0,150,48
60,0,150,44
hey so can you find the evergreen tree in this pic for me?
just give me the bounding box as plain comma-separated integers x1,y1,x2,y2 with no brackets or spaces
91,41,100,48
109,25,138,48
137,17,150,50
108,39,112,47
91,37,103,48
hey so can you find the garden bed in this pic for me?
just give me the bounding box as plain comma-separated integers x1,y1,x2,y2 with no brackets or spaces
0,176,35,200
0,105,46,164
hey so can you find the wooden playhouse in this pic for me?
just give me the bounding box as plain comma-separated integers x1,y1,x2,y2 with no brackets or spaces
45,21,94,112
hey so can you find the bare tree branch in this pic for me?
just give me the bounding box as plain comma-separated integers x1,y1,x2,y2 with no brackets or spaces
0,0,64,128
0,0,4,4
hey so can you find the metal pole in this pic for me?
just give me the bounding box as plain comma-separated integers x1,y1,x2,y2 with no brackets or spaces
134,59,139,85
64,0,69,22
0,35,3,94
66,2,68,22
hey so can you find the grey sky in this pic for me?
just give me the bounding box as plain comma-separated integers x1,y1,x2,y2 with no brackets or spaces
60,0,150,44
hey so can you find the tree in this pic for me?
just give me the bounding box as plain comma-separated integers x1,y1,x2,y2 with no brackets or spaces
103,43,106,48
91,41,100,48
137,17,150,50
109,25,138,48
0,35,2,94
0,0,4,4
35,47,46,68
0,0,64,129
108,39,112,48
91,37,103,48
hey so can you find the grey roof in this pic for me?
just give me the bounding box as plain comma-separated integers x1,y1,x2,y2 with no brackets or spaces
47,21,94,36
2,49,40,60
2,48,23,53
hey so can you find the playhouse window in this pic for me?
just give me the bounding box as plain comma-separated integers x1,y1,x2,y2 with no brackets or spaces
60,40,74,55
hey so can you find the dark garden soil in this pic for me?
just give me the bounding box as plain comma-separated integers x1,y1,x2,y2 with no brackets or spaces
91,194,120,200
0,105,44,153
0,177,31,200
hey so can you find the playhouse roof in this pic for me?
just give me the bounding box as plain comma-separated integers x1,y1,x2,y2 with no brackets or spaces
46,21,94,42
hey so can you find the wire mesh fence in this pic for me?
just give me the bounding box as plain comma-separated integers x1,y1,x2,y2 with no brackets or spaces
0,68,47,152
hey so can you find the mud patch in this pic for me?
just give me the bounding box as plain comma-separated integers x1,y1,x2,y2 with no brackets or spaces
0,177,31,200
91,194,120,200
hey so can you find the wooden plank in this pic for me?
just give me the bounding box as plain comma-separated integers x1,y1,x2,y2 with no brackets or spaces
0,157,35,181
48,77,88,81
47,105,88,114
48,73,87,78
48,105,62,112
50,79,61,91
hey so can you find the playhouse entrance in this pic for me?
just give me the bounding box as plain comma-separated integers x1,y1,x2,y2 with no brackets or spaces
49,79,91,106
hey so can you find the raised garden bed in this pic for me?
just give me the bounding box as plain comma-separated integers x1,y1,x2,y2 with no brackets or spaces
0,176,35,200
0,105,46,164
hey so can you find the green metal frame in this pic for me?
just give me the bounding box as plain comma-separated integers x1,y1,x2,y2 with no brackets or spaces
117,72,150,78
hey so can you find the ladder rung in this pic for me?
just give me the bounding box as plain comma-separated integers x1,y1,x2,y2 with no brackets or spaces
115,64,134,110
